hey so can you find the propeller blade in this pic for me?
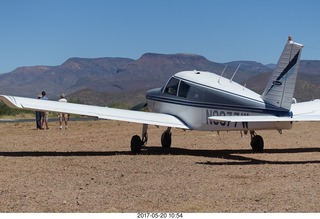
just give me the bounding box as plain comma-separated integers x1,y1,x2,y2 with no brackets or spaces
131,102,148,111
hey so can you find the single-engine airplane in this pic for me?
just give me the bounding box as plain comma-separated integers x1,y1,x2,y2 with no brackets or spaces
1,36,320,153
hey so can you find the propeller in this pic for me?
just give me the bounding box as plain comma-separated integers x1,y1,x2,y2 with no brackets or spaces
131,102,148,111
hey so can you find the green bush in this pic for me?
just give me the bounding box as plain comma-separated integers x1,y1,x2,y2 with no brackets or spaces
0,101,33,116
108,102,130,109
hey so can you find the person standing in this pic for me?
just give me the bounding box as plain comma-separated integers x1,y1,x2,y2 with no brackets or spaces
40,91,49,130
58,93,68,129
35,94,42,129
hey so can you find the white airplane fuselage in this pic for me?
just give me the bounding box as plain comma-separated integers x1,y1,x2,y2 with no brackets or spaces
146,70,293,131
0,37,311,154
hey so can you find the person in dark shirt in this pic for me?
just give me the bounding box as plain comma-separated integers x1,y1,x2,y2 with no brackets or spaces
35,94,42,129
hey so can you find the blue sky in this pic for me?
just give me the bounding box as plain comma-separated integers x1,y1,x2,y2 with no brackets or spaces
0,0,320,73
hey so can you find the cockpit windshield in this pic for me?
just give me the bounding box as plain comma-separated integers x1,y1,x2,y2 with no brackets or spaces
163,77,198,100
162,76,256,107
163,77,179,96
163,77,221,103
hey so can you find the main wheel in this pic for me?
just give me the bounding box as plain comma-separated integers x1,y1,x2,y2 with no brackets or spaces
250,135,264,153
131,135,142,154
161,131,172,148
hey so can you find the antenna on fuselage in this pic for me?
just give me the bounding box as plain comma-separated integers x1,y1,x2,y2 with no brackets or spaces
230,63,241,82
218,65,228,84
242,82,247,90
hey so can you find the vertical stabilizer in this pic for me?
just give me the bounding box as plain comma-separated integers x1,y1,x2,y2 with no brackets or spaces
261,36,303,110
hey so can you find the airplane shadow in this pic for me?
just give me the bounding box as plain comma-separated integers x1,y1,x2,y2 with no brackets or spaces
0,146,319,166
142,146,320,166
0,150,132,157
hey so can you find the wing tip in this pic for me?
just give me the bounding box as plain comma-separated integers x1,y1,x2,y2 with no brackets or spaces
0,95,22,109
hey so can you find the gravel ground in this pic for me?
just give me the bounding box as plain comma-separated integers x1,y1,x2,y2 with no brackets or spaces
0,119,319,212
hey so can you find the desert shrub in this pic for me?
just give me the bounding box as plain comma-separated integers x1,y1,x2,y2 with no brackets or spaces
0,101,33,116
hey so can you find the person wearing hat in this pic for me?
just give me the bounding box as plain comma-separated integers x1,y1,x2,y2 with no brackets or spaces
58,93,68,129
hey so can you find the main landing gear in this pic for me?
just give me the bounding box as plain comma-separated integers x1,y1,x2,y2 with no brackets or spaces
130,124,172,154
250,131,264,153
130,125,265,154
161,127,172,148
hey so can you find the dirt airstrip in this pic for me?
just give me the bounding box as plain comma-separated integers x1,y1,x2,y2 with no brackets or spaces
0,119,319,212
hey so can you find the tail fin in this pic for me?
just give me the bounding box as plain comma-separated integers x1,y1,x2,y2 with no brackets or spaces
262,36,303,110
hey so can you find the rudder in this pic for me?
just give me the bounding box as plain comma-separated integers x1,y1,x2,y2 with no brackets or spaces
262,36,303,110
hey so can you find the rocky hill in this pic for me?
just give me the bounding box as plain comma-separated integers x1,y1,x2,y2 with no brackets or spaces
246,60,320,102
0,53,319,106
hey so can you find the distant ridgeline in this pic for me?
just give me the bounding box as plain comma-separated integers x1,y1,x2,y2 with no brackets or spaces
0,53,319,106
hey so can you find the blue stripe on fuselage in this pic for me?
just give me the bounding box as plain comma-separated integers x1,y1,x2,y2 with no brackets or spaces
146,94,290,116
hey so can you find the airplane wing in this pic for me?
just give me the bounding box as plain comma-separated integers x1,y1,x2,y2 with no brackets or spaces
208,100,320,123
0,95,190,129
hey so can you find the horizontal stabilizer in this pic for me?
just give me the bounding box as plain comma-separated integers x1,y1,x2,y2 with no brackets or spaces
208,100,320,123
208,115,295,123
209,108,320,123
208,115,320,123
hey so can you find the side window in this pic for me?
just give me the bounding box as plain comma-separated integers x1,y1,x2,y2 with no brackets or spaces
187,85,203,100
178,81,190,98
164,78,179,96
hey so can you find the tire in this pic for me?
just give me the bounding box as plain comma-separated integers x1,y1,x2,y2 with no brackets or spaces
250,135,264,153
161,132,172,148
131,135,142,154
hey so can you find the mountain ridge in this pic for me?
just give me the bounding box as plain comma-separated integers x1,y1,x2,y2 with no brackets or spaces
0,53,319,106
